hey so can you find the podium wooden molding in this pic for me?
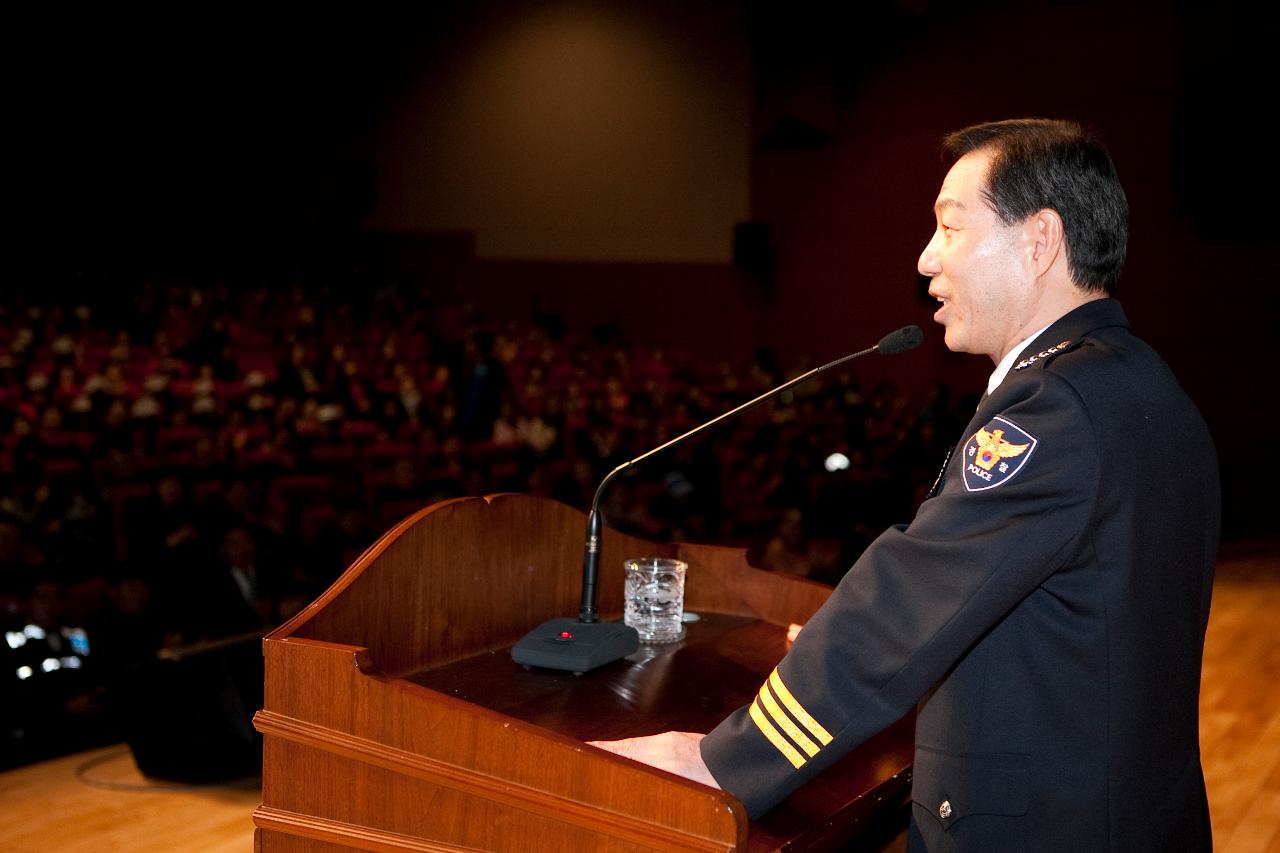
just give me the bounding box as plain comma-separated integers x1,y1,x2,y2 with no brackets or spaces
253,494,912,852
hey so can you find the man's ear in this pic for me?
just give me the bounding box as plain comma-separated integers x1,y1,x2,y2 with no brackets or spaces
1029,208,1065,277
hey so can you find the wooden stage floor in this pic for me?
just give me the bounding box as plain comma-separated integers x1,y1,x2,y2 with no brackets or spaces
2,540,1278,852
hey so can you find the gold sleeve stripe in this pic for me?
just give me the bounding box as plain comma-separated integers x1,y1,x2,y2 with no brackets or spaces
749,699,806,769
768,669,833,745
759,684,820,757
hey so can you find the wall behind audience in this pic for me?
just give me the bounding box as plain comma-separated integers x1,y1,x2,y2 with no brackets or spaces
354,0,763,362
359,0,751,264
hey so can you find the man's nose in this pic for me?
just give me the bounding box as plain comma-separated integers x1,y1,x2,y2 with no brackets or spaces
918,232,942,277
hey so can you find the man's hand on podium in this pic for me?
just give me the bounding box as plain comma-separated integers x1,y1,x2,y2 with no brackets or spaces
588,731,721,789
589,625,804,793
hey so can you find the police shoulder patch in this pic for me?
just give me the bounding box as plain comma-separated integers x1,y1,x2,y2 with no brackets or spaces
962,415,1038,492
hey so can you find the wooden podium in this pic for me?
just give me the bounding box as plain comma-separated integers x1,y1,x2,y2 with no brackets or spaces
253,494,913,852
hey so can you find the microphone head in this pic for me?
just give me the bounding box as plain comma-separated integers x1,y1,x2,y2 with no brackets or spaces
877,325,924,355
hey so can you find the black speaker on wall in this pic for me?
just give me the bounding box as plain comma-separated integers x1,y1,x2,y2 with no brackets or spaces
733,220,774,278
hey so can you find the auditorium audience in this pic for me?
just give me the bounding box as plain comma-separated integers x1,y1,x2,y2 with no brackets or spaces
1,277,968,767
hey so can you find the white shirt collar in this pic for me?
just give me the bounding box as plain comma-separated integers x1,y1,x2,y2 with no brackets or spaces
986,322,1054,396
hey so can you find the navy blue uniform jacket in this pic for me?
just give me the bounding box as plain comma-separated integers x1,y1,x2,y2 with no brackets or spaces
701,299,1220,852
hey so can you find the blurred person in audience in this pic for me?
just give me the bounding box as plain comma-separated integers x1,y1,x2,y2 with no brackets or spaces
758,508,811,578
456,329,507,441
130,474,202,575
180,525,280,638
0,516,44,600
308,501,376,585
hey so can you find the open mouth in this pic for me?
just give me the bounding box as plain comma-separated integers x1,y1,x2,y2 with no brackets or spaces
931,295,948,323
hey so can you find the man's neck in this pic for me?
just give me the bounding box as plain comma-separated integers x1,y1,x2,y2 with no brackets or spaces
987,322,1053,396
993,289,1104,365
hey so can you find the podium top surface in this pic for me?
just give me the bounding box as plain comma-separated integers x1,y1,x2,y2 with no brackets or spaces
410,613,772,742
407,612,913,850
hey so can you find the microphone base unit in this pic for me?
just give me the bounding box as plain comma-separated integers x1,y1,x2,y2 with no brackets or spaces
510,618,640,673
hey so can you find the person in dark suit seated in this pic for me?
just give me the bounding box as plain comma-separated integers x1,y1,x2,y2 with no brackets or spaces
593,119,1219,852
176,525,280,639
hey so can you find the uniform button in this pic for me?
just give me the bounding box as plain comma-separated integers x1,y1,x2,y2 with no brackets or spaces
939,800,953,819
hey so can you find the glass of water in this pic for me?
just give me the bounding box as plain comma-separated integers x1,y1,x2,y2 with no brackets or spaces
623,558,687,643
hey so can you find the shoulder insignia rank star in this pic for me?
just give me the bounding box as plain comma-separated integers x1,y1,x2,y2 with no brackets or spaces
1014,339,1073,370
962,415,1038,492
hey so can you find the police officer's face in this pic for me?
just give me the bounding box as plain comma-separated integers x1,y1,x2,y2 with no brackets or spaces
918,150,1036,363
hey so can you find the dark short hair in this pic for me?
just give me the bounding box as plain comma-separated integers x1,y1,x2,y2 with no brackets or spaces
943,119,1128,295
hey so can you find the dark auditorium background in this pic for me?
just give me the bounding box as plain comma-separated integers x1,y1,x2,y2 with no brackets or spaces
4,0,1277,774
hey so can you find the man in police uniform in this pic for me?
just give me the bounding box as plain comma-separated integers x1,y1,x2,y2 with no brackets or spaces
594,119,1220,852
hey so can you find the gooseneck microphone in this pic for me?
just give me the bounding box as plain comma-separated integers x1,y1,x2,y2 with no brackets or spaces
511,325,923,672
